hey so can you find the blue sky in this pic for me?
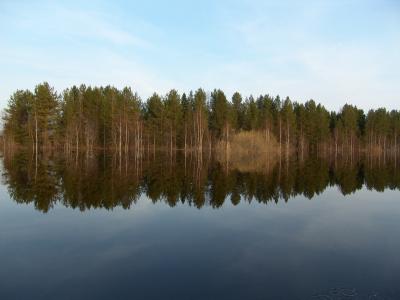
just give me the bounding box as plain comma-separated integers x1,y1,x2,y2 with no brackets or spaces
1,0,399,111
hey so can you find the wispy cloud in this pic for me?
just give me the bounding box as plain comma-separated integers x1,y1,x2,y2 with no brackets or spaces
0,0,399,111
0,1,164,103
53,8,152,48
218,0,400,110
9,3,152,48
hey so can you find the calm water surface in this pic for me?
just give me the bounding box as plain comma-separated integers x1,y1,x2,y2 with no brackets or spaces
0,153,399,299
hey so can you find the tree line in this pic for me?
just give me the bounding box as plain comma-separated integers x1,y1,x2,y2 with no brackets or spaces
2,82,400,156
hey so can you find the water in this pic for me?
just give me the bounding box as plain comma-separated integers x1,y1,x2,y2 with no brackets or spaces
0,152,399,299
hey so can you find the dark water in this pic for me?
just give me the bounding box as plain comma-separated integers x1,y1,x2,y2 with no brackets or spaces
0,152,399,300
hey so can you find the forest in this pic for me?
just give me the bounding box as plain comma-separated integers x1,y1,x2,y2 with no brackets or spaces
2,82,400,157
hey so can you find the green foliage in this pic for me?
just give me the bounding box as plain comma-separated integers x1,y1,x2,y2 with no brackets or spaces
210,89,230,138
2,83,399,153
3,90,34,145
231,92,243,131
243,95,259,130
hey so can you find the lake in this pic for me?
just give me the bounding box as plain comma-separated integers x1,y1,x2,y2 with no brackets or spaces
0,152,399,299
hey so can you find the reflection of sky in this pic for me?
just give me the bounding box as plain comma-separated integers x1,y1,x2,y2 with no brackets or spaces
0,0,399,112
1,184,399,299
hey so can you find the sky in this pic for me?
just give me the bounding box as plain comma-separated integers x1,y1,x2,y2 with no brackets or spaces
0,0,399,112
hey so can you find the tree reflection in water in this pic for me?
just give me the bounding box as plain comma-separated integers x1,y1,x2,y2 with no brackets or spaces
1,151,399,212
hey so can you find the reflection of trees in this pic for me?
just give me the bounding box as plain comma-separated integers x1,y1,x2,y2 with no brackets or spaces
364,155,400,192
142,154,210,208
333,160,363,195
1,151,400,212
57,155,141,210
2,152,60,212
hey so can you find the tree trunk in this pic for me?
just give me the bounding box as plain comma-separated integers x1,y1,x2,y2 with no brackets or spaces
286,121,290,156
35,111,38,160
184,123,187,154
279,118,282,154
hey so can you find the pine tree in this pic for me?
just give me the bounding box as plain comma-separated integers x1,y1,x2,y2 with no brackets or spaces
231,92,243,132
145,93,164,151
164,89,182,153
193,88,208,151
33,82,59,149
281,97,296,155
